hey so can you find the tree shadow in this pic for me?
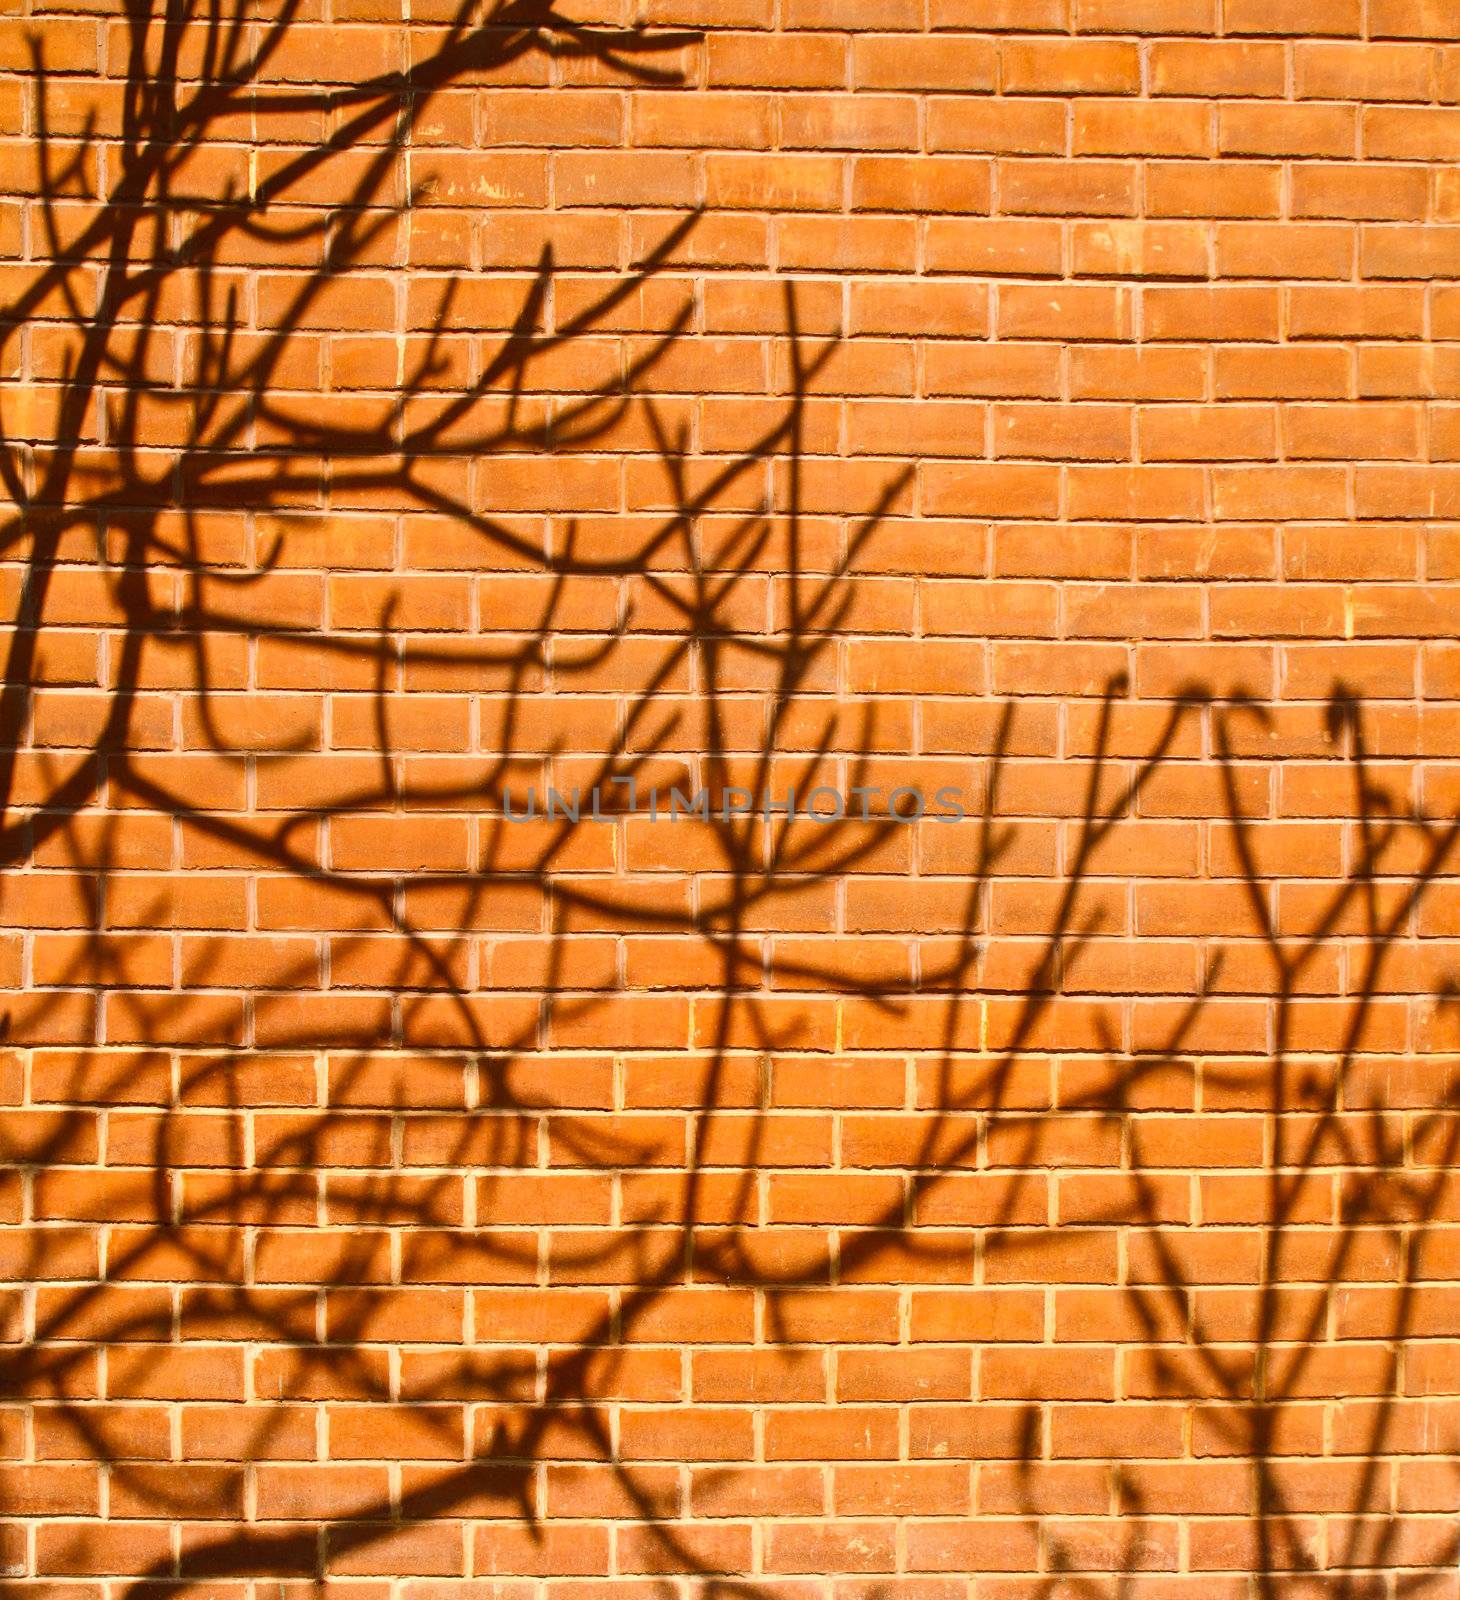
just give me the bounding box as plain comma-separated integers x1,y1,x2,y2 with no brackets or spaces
2,2,1459,1594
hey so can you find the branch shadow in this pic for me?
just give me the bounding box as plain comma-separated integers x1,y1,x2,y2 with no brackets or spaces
1,4,1458,1595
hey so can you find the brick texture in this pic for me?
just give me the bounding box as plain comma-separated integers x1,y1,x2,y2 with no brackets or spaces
2,0,1460,1592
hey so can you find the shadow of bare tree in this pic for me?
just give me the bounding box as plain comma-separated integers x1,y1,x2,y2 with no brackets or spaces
1,2,1459,1594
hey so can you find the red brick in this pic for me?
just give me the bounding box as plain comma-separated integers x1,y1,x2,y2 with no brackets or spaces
853,36,996,91
1002,40,1140,94
852,155,992,214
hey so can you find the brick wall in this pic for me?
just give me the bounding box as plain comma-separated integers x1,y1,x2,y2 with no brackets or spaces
3,0,1460,1591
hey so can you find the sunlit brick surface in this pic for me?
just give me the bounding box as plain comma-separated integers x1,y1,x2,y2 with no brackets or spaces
2,0,1460,1592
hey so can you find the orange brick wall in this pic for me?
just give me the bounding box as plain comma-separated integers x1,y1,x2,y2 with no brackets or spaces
3,0,1460,1591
